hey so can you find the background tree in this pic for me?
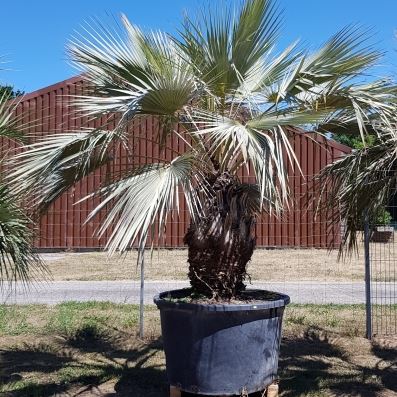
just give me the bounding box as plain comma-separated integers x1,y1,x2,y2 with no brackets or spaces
0,85,24,99
10,0,397,299
333,133,376,149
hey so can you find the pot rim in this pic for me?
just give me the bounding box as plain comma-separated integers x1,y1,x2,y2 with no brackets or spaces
154,288,290,312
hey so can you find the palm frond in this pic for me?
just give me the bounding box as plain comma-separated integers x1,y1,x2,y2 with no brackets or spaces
0,179,46,285
186,112,286,210
319,131,397,252
305,80,397,142
298,25,380,88
247,107,331,130
234,41,301,101
8,130,117,212
178,0,281,98
81,154,205,253
232,0,281,75
69,15,197,125
0,90,24,141
268,26,381,103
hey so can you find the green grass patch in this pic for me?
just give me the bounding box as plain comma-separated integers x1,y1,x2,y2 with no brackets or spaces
284,304,369,336
0,302,158,337
0,305,38,335
0,302,395,338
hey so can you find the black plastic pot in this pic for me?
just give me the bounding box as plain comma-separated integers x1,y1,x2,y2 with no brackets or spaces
371,226,394,243
154,289,290,396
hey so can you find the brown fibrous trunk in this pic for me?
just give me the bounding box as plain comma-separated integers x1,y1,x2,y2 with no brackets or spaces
184,172,256,300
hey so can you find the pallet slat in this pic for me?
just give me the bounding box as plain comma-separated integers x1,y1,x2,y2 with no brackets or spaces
168,382,279,397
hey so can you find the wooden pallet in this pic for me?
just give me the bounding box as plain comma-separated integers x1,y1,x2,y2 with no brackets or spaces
170,383,279,397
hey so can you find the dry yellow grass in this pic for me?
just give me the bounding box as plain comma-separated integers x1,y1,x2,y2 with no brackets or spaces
40,248,371,282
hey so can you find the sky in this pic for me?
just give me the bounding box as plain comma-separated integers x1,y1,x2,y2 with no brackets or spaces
1,0,396,93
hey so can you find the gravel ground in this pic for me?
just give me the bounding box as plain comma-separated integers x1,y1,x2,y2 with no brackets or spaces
3,280,392,305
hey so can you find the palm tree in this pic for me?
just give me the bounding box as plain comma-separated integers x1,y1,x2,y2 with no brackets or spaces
9,0,397,299
0,84,43,285
320,126,397,252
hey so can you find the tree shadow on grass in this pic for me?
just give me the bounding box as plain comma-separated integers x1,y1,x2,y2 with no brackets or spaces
0,324,395,397
369,339,397,394
279,329,343,396
279,326,396,397
0,324,168,397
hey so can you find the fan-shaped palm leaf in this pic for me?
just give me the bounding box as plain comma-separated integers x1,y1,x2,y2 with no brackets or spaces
69,16,197,124
80,154,205,253
178,0,282,98
8,130,117,211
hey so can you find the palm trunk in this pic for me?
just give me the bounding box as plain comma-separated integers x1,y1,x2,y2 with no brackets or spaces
184,172,256,300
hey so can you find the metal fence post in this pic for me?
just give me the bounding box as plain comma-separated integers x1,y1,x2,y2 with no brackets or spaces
363,212,372,339
139,250,145,338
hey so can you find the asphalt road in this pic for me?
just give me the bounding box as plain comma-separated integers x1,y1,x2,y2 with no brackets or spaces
0,280,395,305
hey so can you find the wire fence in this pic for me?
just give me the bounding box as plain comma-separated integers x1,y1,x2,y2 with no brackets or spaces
1,179,396,338
369,204,397,337
29,208,394,338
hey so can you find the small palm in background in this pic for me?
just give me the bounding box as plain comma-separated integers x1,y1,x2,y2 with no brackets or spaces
0,80,43,285
9,0,397,299
322,126,397,251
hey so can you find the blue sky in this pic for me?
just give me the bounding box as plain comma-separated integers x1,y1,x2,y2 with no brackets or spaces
1,0,396,93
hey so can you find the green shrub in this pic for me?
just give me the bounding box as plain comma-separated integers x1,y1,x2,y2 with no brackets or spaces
374,207,393,225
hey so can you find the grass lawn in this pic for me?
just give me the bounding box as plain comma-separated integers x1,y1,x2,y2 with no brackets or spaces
40,247,386,282
0,303,396,396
